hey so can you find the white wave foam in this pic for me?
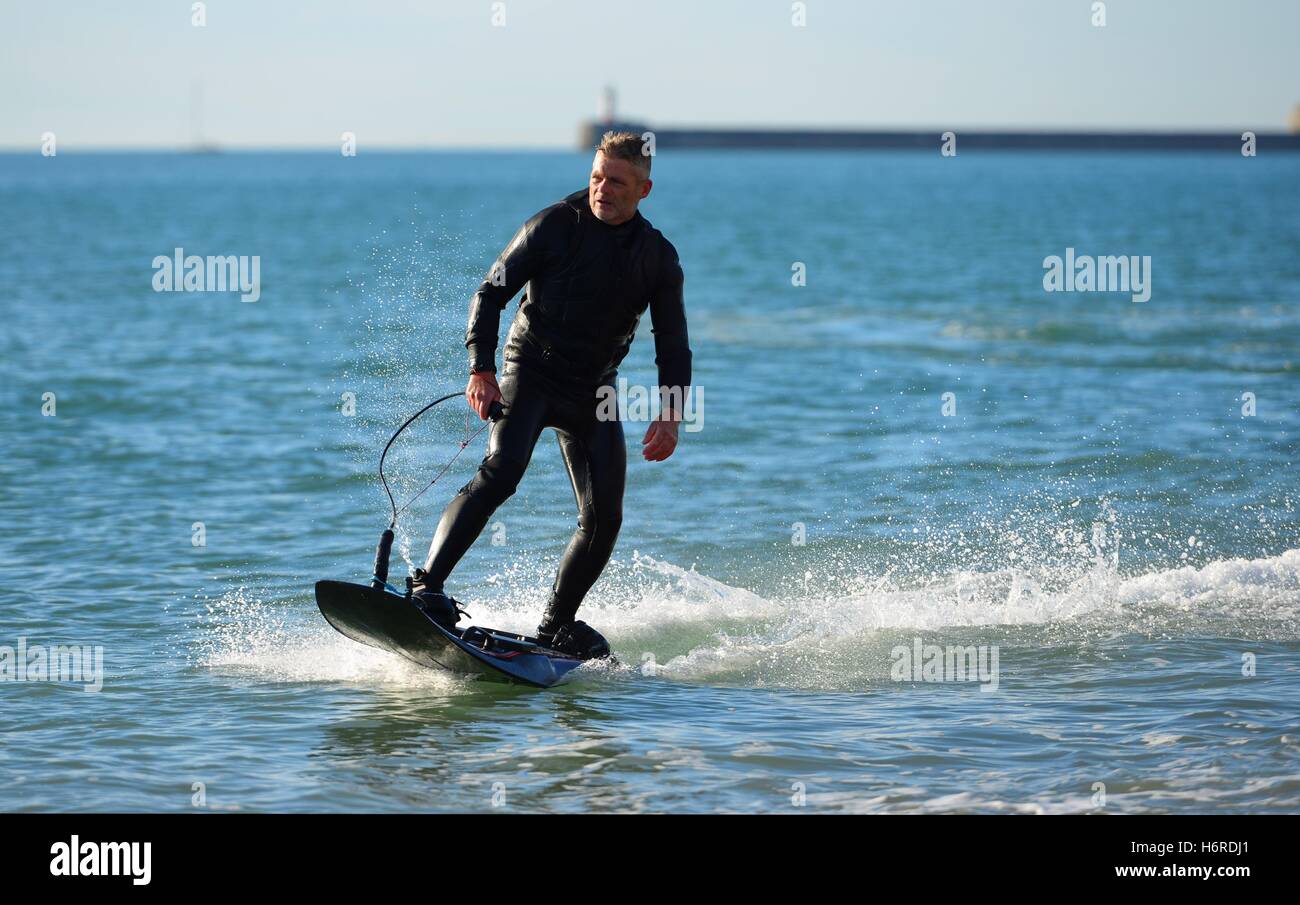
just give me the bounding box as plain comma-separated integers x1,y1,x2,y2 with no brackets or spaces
603,549,1300,685
1117,548,1300,612
194,549,1300,690
194,589,468,690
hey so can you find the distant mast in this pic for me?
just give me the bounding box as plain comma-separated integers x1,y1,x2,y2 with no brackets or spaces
188,79,220,154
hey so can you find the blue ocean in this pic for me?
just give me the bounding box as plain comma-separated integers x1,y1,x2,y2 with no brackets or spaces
1,150,1297,812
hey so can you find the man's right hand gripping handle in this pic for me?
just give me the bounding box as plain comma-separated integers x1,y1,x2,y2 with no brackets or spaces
467,370,506,421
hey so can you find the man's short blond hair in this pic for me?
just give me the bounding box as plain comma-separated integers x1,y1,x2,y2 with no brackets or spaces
596,130,651,178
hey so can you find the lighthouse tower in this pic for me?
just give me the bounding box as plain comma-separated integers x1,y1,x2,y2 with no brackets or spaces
577,85,646,149
598,85,617,126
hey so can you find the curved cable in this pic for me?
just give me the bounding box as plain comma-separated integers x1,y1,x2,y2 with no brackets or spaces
378,392,494,527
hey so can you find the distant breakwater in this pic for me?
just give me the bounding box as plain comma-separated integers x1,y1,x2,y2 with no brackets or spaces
579,121,1300,152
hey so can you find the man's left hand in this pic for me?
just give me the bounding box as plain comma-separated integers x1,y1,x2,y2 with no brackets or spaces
641,411,680,461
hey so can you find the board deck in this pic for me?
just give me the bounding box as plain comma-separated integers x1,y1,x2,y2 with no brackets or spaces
314,580,587,688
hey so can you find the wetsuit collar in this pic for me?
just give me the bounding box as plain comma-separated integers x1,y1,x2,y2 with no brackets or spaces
564,187,645,230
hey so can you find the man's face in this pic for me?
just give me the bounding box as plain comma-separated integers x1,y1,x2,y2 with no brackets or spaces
589,152,651,225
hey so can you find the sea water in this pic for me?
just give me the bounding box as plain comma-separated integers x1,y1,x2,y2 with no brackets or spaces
0,150,1296,812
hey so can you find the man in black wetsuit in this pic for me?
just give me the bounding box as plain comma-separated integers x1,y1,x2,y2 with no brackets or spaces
409,131,692,660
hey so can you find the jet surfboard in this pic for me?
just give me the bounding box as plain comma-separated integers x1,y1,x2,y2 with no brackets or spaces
315,580,587,688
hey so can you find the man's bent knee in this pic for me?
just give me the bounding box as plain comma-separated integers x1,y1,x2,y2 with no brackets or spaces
462,452,527,505
578,507,622,545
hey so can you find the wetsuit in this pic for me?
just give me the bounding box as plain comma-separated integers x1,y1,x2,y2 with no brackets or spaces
420,188,692,630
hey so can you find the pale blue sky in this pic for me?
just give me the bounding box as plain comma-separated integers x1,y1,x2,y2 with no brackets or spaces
2,0,1297,149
